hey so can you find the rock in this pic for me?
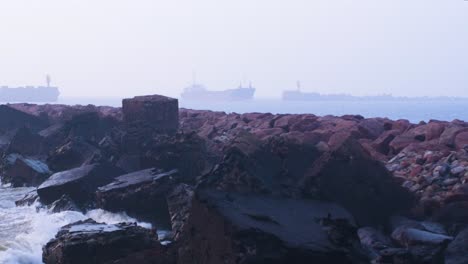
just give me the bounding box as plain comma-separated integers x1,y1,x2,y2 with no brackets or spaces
302,137,414,225
411,122,446,141
166,184,194,241
445,227,468,264
122,95,179,134
454,131,468,150
6,127,45,156
96,169,179,228
66,112,118,143
357,118,387,140
451,166,466,176
2,154,51,187
47,138,101,172
357,227,393,256
178,189,366,264
37,163,124,206
391,227,453,247
0,105,48,131
389,134,419,154
433,201,468,224
390,218,453,264
440,125,468,148
444,184,468,204
15,190,39,206
373,129,400,155
141,132,213,180
42,219,162,264
48,194,81,213
200,131,321,197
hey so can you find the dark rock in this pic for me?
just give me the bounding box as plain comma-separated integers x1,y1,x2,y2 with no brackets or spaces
37,163,124,206
42,219,161,264
445,227,468,264
433,201,468,224
2,154,51,187
0,105,48,132
178,189,366,264
302,137,414,225
48,194,81,213
166,184,194,241
47,138,101,172
389,217,452,263
122,95,179,134
115,154,142,173
6,127,45,156
141,132,212,180
201,131,322,197
96,169,179,228
358,227,392,252
15,190,39,206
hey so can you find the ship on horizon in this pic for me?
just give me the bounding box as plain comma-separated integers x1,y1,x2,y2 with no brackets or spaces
181,82,255,101
0,75,60,103
282,82,464,101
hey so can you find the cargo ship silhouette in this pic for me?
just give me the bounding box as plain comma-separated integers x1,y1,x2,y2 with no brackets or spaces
0,75,59,102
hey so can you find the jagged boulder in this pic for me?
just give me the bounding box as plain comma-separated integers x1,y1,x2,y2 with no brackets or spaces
0,105,48,132
47,138,101,172
445,227,468,264
301,137,414,225
6,127,45,156
2,154,51,187
37,163,124,206
96,169,179,228
42,219,163,264
178,190,366,264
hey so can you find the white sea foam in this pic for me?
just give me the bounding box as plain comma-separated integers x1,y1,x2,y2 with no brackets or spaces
0,185,153,264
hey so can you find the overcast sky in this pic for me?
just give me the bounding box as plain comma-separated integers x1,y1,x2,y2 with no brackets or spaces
0,0,467,98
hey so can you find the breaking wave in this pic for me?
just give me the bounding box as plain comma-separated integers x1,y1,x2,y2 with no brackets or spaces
0,184,152,264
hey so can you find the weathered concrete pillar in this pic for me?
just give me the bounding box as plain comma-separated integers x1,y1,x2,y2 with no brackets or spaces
122,95,179,134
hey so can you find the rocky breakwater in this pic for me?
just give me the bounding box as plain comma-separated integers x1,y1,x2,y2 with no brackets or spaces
1,95,467,263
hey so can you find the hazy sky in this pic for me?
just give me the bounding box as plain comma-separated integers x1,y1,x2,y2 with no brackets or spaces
0,0,467,98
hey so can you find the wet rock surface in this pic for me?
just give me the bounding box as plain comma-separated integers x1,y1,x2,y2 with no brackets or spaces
37,163,124,206
42,219,164,264
96,169,179,228
178,189,366,264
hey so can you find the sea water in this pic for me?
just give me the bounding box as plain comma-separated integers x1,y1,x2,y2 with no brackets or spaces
0,183,152,264
58,97,468,123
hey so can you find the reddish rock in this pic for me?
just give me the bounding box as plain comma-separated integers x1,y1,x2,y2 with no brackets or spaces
440,125,468,148
389,134,419,154
252,127,284,140
358,118,387,140
411,122,446,141
373,129,401,155
454,131,468,150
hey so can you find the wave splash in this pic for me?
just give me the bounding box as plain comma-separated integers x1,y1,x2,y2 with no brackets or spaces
0,185,151,264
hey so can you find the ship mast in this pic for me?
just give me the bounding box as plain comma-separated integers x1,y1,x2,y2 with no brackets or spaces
46,75,51,87
296,81,301,92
